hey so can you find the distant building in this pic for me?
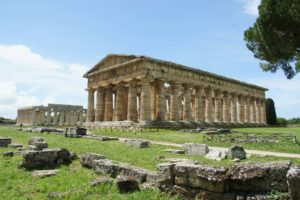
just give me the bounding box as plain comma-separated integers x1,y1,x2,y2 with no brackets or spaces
17,103,86,125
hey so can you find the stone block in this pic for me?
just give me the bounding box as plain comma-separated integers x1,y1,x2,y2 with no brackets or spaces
287,166,300,200
205,149,228,161
123,139,151,148
81,153,106,168
116,176,140,193
156,162,176,192
8,144,23,148
228,146,246,160
0,138,11,147
28,137,44,145
229,161,291,192
34,142,48,150
163,149,185,154
89,177,113,187
183,143,209,156
2,151,14,157
32,170,59,178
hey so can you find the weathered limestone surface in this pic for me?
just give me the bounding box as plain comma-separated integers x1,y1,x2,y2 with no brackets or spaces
183,143,209,156
28,137,44,146
83,54,268,128
81,153,106,168
116,176,140,193
287,166,300,200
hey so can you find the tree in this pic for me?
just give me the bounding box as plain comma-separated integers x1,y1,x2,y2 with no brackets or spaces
265,98,277,125
244,0,300,79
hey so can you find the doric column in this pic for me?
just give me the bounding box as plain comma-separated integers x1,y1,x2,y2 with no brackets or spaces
238,95,245,123
155,79,166,121
195,86,204,121
261,99,266,124
170,82,180,121
205,87,213,123
250,97,256,123
244,96,251,123
104,86,113,121
114,83,126,121
59,111,63,124
140,78,152,121
256,98,261,123
86,89,95,122
95,87,105,121
46,110,51,124
183,83,192,121
214,90,222,123
230,93,238,123
127,80,138,121
222,92,230,123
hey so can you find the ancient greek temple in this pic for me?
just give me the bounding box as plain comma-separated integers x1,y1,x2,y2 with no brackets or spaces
17,104,86,125
84,54,267,128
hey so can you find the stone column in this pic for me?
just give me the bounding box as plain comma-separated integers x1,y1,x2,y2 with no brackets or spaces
195,86,204,122
261,99,266,124
170,82,180,121
95,87,105,121
222,92,230,123
86,89,95,122
127,80,138,121
183,83,192,121
244,96,251,123
230,93,238,123
250,98,257,123
60,111,65,124
238,95,245,123
46,110,51,125
114,83,126,121
140,78,152,121
155,79,166,121
256,98,261,123
205,87,213,123
104,86,113,121
214,90,222,123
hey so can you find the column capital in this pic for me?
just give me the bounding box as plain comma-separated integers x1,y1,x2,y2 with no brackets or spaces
86,88,95,92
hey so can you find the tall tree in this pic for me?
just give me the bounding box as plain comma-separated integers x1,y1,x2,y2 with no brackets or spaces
265,98,277,125
244,0,300,79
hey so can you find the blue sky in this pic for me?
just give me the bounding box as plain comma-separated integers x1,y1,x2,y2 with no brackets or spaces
0,0,299,119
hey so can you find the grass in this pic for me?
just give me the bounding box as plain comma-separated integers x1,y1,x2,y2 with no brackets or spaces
92,127,300,154
0,125,300,199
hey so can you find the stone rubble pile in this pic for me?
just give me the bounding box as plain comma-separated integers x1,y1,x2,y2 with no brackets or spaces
64,127,87,138
81,153,300,199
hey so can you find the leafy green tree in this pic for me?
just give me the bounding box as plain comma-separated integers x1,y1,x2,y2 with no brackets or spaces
265,98,277,125
277,118,287,126
244,0,300,79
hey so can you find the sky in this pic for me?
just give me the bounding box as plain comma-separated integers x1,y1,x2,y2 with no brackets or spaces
0,0,299,119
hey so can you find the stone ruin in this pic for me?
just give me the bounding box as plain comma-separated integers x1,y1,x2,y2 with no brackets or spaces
80,153,300,199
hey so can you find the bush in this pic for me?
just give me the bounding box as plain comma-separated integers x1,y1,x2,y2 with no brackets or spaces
277,118,287,126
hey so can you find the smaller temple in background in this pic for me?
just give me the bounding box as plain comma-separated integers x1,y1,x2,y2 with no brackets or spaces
16,103,86,126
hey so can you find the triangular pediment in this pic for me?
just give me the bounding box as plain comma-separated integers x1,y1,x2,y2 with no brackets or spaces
84,54,140,77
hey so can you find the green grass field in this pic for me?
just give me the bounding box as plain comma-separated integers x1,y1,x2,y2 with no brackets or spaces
0,126,300,199
93,127,300,154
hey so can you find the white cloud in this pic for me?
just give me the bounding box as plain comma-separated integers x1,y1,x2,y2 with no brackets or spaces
0,44,89,119
238,0,260,16
249,76,300,118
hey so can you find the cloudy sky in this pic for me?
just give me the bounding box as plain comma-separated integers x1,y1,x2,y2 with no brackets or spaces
0,0,299,119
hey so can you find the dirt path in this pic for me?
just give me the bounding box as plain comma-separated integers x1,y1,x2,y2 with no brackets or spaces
119,137,300,159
